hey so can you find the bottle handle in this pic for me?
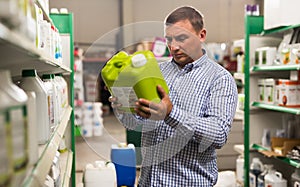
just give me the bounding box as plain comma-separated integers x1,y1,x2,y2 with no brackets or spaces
275,171,282,179
295,181,300,187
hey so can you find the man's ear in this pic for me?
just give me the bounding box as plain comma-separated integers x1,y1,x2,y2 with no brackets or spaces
199,28,206,42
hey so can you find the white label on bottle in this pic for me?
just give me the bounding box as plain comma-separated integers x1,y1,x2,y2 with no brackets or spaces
0,112,9,175
111,87,138,108
9,106,26,162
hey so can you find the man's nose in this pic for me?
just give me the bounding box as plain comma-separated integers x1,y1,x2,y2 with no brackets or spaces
169,41,180,51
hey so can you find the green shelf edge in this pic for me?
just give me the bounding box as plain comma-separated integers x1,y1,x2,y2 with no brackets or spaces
252,102,300,115
252,64,300,71
252,144,300,168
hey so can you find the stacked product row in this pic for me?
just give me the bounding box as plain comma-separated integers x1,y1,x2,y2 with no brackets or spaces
249,157,300,187
0,69,68,186
254,28,300,67
75,102,104,138
257,78,300,107
0,0,63,63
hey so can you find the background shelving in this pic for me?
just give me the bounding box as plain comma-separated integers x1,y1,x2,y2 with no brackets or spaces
244,15,300,187
0,2,75,185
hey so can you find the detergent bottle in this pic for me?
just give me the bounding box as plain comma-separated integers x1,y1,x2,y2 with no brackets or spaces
101,50,169,112
0,70,29,186
19,69,50,144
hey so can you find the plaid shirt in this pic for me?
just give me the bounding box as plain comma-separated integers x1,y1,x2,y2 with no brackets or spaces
118,50,238,187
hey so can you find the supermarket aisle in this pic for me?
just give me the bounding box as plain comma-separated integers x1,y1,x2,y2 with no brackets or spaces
75,113,136,185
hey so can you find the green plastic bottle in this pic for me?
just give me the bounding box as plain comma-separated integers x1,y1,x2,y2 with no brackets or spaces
101,50,169,112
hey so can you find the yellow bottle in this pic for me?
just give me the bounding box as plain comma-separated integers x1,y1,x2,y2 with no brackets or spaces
101,50,169,112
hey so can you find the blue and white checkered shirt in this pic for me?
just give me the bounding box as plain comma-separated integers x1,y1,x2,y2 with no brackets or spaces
118,50,238,187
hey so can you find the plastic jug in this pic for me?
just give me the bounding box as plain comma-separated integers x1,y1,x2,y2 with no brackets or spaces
257,164,273,187
264,169,287,187
19,69,50,144
54,73,68,111
42,74,56,132
111,143,136,187
0,70,28,185
0,86,13,186
24,91,38,167
84,161,117,187
43,74,60,131
249,157,264,187
291,168,300,187
101,50,169,112
236,154,244,183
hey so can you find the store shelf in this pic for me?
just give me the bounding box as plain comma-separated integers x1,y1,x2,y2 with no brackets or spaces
252,102,300,115
0,22,71,76
244,14,300,187
60,150,73,187
22,106,72,186
252,144,300,168
251,64,300,72
261,24,300,36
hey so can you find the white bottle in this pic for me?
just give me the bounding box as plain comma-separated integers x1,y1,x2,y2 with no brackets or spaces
264,169,287,187
24,91,39,167
57,73,69,109
84,161,116,187
236,154,244,184
42,74,59,131
0,85,14,186
54,74,68,120
19,69,50,144
250,157,264,187
0,70,28,179
52,74,62,123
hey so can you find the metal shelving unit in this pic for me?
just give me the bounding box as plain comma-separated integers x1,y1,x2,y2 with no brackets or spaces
22,107,72,186
0,6,75,187
244,15,300,187
50,13,76,187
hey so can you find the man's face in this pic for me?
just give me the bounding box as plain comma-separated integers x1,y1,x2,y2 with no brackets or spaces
164,19,206,67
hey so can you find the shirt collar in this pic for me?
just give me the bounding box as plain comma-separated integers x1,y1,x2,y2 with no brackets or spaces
171,49,208,71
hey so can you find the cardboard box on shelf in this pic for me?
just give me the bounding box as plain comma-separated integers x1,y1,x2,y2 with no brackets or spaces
271,137,300,156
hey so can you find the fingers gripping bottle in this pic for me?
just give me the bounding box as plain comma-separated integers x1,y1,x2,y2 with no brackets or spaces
101,50,169,113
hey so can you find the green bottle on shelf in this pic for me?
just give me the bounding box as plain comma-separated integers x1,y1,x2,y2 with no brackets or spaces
101,50,169,113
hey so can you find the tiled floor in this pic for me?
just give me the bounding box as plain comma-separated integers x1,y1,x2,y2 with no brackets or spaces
75,113,140,186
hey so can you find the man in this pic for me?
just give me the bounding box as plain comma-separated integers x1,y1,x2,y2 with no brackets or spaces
110,6,238,186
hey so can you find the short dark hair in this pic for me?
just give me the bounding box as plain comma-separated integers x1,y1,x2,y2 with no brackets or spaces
165,6,204,33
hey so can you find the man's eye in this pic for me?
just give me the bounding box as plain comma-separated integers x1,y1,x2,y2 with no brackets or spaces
175,36,187,42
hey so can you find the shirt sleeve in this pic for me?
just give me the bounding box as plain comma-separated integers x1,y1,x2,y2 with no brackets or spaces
164,73,238,151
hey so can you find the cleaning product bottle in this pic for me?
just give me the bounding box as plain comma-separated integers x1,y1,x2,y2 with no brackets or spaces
249,157,264,187
101,50,169,113
42,74,56,132
19,69,50,144
24,91,38,167
0,70,28,185
0,84,14,186
264,168,287,187
236,154,244,184
291,168,300,187
43,74,59,130
257,164,272,187
84,161,116,187
54,73,68,114
111,143,136,187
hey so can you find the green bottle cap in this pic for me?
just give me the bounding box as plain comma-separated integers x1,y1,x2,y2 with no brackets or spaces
42,74,52,79
22,69,37,77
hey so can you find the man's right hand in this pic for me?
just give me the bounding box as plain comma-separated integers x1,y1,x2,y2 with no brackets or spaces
108,96,124,114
